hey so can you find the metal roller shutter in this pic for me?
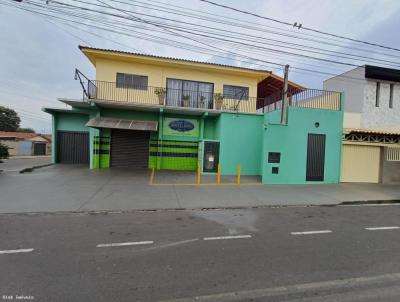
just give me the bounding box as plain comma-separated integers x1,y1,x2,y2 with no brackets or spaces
110,129,150,168
341,144,381,183
57,131,89,164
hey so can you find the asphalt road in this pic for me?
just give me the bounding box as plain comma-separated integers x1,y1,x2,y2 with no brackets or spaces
1,205,400,301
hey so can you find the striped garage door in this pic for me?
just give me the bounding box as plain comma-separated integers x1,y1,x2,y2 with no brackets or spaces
57,131,89,164
341,144,381,183
110,129,150,168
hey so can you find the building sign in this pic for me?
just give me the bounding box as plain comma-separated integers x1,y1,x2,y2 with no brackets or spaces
163,118,199,137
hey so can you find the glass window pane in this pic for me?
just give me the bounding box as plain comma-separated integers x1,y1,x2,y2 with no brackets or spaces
223,85,249,100
166,79,182,106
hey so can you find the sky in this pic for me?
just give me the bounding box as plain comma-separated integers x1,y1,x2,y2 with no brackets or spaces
0,0,400,133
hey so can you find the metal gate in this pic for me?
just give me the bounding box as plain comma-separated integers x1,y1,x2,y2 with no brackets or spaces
57,131,89,164
341,144,381,183
33,143,46,156
110,129,150,168
306,133,326,181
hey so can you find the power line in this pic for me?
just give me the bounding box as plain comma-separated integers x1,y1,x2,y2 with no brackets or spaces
3,0,379,84
46,0,400,67
199,0,400,52
131,0,400,58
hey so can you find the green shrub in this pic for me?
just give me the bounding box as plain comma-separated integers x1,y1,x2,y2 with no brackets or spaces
0,143,9,160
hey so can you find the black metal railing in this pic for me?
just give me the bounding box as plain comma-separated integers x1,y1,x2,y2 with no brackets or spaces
75,71,341,113
75,69,97,99
79,79,261,113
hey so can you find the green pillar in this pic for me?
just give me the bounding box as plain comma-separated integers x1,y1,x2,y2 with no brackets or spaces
157,109,164,170
199,112,208,173
51,113,57,164
89,104,100,169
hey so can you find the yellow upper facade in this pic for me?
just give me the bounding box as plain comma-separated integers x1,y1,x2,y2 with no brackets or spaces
79,46,278,113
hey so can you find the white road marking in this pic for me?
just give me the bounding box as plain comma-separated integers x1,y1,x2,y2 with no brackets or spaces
291,230,332,235
365,226,400,231
203,235,252,241
0,248,34,255
96,241,154,248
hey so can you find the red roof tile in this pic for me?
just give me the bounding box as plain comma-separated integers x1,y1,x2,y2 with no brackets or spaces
0,131,51,141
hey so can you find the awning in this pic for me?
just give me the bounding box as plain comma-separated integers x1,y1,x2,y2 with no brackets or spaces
344,128,400,136
86,117,158,131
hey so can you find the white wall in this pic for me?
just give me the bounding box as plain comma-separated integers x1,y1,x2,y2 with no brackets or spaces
324,66,400,129
343,112,361,128
362,79,400,129
323,66,365,113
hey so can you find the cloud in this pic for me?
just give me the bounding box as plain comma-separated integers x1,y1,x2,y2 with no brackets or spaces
0,0,399,132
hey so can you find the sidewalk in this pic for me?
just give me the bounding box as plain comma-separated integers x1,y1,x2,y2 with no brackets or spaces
0,165,400,213
0,157,52,172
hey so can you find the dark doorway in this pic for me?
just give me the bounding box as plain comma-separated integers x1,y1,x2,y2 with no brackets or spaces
306,133,326,181
57,131,89,164
33,143,46,156
203,141,220,173
110,129,150,168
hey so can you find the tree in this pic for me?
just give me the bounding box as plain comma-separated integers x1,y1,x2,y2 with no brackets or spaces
17,127,35,133
0,106,20,131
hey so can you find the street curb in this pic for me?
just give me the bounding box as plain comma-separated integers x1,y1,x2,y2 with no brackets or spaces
10,156,51,159
340,200,400,205
19,163,54,174
1,201,400,216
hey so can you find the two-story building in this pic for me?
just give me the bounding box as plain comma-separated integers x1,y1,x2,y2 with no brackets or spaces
44,46,344,184
324,65,400,184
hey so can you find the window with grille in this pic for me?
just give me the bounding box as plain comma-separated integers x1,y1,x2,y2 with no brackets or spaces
387,147,400,161
166,78,214,108
223,85,249,100
116,73,148,90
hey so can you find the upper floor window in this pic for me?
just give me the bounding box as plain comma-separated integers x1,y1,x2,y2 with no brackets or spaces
389,83,394,109
116,73,148,90
223,85,249,100
375,82,380,107
166,78,214,108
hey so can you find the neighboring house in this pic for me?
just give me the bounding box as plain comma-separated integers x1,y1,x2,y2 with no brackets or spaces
44,45,344,185
0,132,52,156
324,65,400,184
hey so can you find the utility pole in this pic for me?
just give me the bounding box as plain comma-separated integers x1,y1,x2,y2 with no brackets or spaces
281,64,289,125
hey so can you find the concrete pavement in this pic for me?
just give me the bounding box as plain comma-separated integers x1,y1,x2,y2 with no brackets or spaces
1,165,400,213
1,205,400,301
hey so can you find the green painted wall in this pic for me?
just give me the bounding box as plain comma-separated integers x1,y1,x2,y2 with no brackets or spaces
89,109,100,169
93,129,111,169
55,112,90,132
203,117,218,140
101,109,159,121
262,107,343,184
216,113,263,175
149,140,198,170
52,111,90,164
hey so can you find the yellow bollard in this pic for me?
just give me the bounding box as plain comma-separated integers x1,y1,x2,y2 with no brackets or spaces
149,168,155,185
237,164,241,186
217,162,221,185
197,159,201,186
